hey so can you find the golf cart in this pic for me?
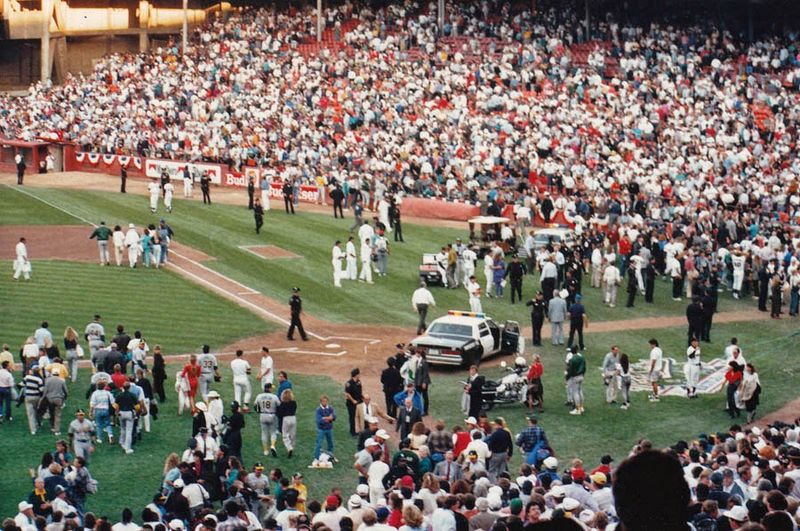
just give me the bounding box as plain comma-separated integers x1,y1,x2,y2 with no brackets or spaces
419,253,445,286
468,216,516,258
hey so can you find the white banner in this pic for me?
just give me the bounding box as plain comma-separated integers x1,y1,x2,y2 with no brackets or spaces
145,158,223,184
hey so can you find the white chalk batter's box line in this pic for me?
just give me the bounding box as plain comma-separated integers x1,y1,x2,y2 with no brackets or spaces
238,245,301,260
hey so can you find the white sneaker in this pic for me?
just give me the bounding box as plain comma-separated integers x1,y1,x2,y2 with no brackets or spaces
569,409,581,415
125,448,134,454
620,404,629,410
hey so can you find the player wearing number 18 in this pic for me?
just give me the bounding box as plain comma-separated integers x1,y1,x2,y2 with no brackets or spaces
254,383,279,457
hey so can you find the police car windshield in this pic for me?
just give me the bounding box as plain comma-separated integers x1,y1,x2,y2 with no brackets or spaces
427,323,472,338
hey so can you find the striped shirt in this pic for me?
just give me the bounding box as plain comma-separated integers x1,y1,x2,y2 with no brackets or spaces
22,373,44,399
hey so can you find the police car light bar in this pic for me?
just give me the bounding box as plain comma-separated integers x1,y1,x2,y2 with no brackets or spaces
447,310,486,318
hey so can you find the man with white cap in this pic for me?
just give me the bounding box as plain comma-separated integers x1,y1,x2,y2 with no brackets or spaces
147,178,160,213
14,501,36,531
354,437,379,483
722,505,749,528
470,497,498,530
332,240,345,287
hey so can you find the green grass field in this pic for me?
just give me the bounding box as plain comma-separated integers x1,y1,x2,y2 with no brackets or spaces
1,182,798,521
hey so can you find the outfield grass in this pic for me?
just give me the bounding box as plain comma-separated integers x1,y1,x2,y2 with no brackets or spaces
0,261,273,355
1,185,754,328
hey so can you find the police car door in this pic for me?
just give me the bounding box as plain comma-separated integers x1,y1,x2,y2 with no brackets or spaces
477,322,494,354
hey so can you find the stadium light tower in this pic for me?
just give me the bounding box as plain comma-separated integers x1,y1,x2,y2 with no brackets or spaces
41,0,51,81
317,0,322,43
182,0,189,55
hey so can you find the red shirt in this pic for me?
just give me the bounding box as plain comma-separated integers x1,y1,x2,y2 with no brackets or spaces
527,362,544,381
454,431,471,458
725,369,742,385
111,372,127,390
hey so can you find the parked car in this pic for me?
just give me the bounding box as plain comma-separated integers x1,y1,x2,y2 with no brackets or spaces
410,311,523,366
531,227,576,251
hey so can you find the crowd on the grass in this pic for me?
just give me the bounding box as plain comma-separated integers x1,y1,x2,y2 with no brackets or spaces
0,316,796,531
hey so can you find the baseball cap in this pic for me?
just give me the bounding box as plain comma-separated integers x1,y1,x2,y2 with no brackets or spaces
464,416,478,425
168,520,185,530
173,479,185,489
364,438,379,447
348,494,362,508
293,472,303,479
562,498,580,512
375,506,390,520
18,501,33,512
356,484,369,496
590,472,607,485
551,485,566,498
375,429,390,440
325,495,339,508
544,456,559,469
723,506,749,522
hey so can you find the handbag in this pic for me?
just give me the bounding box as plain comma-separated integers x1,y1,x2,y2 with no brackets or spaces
76,345,85,358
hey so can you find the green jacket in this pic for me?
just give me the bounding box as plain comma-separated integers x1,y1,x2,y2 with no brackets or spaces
566,354,586,379
89,226,113,241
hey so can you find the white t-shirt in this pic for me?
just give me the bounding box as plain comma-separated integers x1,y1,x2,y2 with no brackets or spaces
231,358,251,380
649,347,663,371
260,355,274,385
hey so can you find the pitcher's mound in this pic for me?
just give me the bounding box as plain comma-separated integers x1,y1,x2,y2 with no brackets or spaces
241,245,300,260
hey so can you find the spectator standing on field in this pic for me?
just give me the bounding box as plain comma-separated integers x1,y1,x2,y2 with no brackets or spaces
547,290,567,346
567,294,588,351
314,394,337,463
411,282,436,335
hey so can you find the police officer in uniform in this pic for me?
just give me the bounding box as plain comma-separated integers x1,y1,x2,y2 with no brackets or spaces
287,287,308,341
282,180,295,214
200,172,212,204
505,254,528,303
526,291,546,346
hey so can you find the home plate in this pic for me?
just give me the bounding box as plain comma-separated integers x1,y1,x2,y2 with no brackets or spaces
326,343,341,349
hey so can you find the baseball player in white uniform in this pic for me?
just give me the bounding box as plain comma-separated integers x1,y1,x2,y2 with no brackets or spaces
731,246,746,299
123,224,140,268
346,237,358,280
164,182,175,213
256,347,273,388
230,350,252,412
147,178,160,213
13,237,31,280
197,345,220,401
254,383,279,456
685,338,701,398
466,275,483,313
483,253,494,297
359,238,374,284
332,241,345,287
462,248,477,285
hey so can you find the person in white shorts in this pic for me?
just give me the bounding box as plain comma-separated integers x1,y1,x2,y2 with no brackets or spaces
230,350,252,412
648,339,663,402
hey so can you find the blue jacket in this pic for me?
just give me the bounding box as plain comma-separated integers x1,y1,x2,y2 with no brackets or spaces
394,389,423,412
316,404,336,430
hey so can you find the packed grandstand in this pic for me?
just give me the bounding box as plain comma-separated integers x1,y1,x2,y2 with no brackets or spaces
3,0,800,530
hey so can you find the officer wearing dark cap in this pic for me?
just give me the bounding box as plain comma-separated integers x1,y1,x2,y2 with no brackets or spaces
505,254,527,303
287,287,308,341
526,291,546,346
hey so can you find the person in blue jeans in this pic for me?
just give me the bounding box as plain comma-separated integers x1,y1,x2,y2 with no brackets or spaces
314,395,336,462
0,360,14,421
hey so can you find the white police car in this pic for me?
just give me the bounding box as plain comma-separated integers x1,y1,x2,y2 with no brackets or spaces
410,311,523,366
